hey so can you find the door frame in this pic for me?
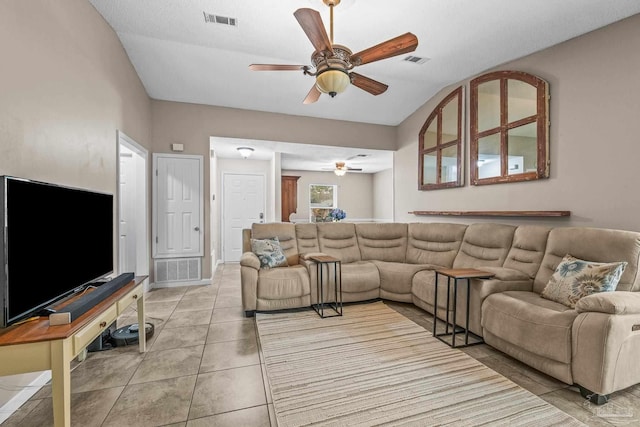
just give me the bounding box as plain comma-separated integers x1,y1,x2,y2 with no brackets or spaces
116,130,149,277
152,153,204,258
221,172,266,262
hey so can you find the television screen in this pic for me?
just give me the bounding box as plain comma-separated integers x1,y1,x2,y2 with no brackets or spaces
0,176,113,327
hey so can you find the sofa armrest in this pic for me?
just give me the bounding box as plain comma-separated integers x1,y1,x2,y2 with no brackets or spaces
476,266,530,281
576,291,640,315
299,252,329,260
240,252,261,270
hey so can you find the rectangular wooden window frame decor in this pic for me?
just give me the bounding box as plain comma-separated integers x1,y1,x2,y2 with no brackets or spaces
418,86,464,191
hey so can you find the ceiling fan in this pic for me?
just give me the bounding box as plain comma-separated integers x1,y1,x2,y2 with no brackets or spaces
323,161,363,176
249,0,418,104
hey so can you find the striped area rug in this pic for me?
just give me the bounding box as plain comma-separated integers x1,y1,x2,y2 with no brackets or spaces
256,302,584,427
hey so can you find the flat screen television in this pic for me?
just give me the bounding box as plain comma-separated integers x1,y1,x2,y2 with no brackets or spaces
0,176,114,327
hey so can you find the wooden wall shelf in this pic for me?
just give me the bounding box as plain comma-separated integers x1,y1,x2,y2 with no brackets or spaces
409,210,571,217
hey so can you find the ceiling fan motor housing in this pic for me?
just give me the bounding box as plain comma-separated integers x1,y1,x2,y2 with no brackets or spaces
313,45,352,97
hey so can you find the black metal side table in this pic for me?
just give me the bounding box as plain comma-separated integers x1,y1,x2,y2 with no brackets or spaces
433,268,495,348
308,255,343,318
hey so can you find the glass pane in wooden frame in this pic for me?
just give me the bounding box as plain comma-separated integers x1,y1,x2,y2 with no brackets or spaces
470,71,549,186
418,86,464,190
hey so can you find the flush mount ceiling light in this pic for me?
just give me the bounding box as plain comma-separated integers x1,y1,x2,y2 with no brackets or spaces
237,147,254,159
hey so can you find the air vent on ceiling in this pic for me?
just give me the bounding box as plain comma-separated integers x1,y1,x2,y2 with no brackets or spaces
203,12,238,27
403,55,429,64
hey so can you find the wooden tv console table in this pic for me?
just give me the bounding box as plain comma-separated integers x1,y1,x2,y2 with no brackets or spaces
0,276,147,427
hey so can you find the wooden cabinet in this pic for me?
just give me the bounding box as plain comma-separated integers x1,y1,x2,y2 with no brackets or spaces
281,176,300,222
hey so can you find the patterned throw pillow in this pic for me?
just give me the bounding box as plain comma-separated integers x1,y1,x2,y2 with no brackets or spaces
541,254,627,308
251,237,288,269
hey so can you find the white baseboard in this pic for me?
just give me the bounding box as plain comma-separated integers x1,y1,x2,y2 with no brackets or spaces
0,371,51,424
150,278,212,289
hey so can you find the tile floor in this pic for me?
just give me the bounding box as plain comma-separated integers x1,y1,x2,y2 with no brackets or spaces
2,264,639,426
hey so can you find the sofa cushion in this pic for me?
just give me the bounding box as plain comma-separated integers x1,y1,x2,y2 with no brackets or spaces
372,261,432,302
356,223,407,263
317,223,361,263
257,265,310,300
406,223,467,267
251,237,288,269
503,226,551,279
252,223,299,266
541,255,626,308
453,223,516,269
295,223,320,255
482,291,579,364
341,261,380,300
534,227,640,293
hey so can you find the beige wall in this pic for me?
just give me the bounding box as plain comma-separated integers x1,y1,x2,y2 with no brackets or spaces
0,0,151,412
396,14,640,232
373,169,394,221
151,101,395,278
282,170,374,223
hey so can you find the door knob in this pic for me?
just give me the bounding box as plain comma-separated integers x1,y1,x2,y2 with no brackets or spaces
194,226,200,231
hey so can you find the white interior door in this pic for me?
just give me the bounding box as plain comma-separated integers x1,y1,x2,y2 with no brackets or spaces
223,173,265,262
154,154,203,258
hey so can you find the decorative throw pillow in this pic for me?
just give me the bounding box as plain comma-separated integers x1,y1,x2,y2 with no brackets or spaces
541,254,627,308
251,237,288,269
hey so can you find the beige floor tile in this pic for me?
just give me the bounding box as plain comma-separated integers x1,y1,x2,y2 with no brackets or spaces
4,387,124,427
150,324,209,352
207,320,256,343
189,366,266,419
1,399,43,427
145,300,180,320
130,345,204,384
214,295,243,308
200,339,259,373
165,309,213,329
184,284,219,296
217,286,242,297
71,353,143,393
175,297,216,312
210,307,247,323
540,387,627,426
186,405,270,427
161,423,187,427
103,376,197,427
146,286,189,302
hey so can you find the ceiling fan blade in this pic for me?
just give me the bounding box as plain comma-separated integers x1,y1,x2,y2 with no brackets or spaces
351,32,418,65
350,72,388,96
294,8,333,55
346,167,363,171
249,64,307,71
303,84,322,104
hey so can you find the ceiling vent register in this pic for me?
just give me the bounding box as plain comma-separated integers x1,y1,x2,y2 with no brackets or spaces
203,12,238,27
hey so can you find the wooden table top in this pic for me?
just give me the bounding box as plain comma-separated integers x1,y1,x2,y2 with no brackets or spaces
435,268,495,279
307,255,340,263
0,276,147,346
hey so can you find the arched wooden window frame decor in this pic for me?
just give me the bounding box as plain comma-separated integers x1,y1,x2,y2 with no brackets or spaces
418,86,464,190
470,71,549,186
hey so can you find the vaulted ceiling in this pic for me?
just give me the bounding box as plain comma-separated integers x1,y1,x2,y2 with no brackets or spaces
90,0,640,126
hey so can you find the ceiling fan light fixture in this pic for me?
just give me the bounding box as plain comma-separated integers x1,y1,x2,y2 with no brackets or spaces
315,68,350,97
334,168,347,176
237,147,254,159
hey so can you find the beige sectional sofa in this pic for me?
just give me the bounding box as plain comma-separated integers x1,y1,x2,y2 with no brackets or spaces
240,221,640,403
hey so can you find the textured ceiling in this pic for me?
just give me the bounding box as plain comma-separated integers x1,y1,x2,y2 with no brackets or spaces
90,0,640,127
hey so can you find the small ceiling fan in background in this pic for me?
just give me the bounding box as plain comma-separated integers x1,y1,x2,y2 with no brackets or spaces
323,161,363,176
249,0,418,104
